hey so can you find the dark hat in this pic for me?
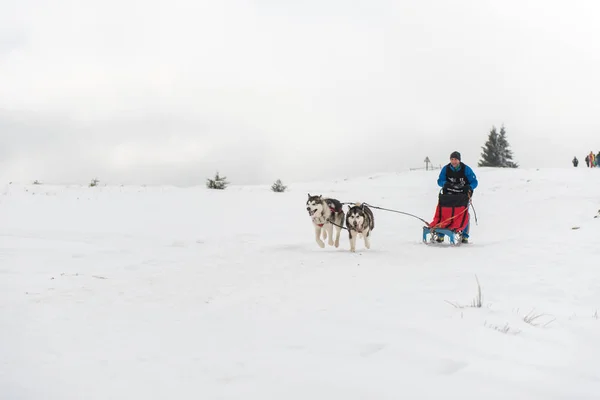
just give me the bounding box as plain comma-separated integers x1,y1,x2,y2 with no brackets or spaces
450,151,461,161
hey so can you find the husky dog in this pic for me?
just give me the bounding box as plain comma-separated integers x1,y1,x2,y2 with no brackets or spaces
345,203,375,252
306,194,345,248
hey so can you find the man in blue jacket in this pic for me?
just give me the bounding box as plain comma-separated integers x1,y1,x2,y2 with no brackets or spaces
435,151,478,243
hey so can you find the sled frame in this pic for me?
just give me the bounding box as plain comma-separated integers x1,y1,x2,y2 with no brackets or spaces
422,226,464,246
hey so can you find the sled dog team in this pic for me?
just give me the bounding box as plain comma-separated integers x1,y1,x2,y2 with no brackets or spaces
306,194,374,253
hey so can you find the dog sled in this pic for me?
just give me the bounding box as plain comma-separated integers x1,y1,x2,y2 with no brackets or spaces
422,191,470,245
306,191,476,250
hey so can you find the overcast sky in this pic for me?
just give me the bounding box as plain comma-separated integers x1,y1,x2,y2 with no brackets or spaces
2,0,600,186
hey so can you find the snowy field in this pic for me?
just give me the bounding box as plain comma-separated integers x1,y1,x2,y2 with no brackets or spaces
1,167,600,399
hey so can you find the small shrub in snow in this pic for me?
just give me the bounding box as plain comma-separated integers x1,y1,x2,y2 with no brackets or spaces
471,275,483,308
446,275,483,309
33,180,42,185
522,309,555,327
206,172,229,190
271,179,287,193
89,178,100,187
484,321,521,335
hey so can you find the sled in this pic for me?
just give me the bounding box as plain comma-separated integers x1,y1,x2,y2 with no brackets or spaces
422,192,470,245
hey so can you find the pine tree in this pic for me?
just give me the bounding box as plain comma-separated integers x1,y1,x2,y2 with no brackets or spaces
497,124,518,168
478,126,502,167
206,171,229,189
478,125,518,168
271,179,287,193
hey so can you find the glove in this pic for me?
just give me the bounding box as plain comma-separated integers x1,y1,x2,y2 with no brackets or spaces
465,185,473,197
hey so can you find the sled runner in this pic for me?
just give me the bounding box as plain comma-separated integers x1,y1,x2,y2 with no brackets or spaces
422,191,470,245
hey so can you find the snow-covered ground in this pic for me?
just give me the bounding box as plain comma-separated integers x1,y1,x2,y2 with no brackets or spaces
1,167,599,399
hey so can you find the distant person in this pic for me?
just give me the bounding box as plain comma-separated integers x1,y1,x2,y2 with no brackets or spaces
590,151,596,168
573,156,579,167
435,151,478,244
585,154,590,167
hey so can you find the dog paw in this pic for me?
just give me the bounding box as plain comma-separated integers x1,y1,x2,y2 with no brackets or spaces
328,240,334,246
317,240,325,248
334,241,340,248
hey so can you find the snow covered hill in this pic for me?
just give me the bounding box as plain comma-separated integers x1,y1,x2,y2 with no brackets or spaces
1,167,599,399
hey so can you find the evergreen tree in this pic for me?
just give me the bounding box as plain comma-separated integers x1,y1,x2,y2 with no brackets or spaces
271,179,287,193
478,126,501,167
497,124,518,168
206,171,229,189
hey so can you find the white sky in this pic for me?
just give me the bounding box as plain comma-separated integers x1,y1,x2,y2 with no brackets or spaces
2,0,600,185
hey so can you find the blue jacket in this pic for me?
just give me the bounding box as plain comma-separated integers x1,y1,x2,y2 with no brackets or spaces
437,163,478,190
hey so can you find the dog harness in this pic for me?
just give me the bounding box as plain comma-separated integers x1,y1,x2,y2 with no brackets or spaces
314,206,338,227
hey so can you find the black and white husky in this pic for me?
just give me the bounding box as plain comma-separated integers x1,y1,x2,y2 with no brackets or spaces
345,203,375,252
306,194,345,248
